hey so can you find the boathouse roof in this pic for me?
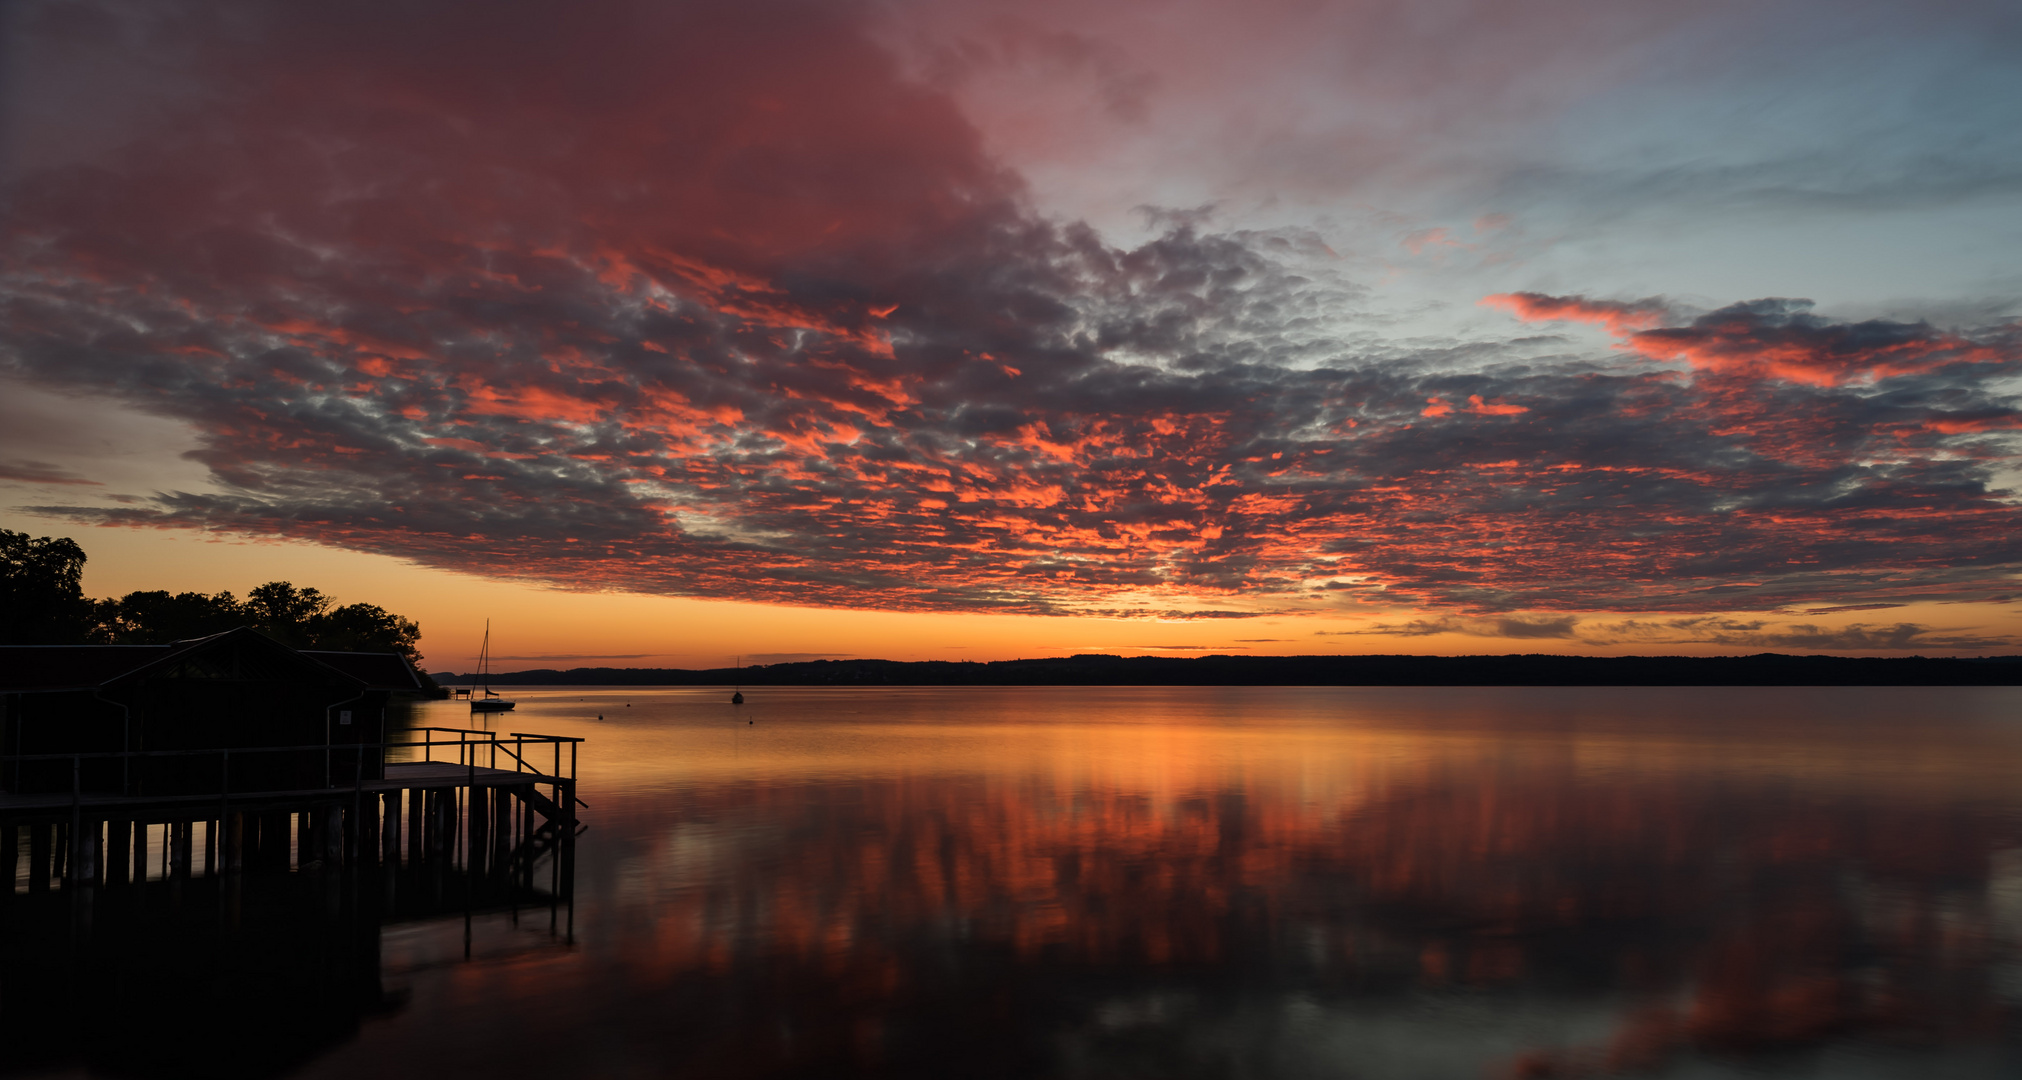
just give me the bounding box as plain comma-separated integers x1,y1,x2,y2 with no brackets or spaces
0,627,424,694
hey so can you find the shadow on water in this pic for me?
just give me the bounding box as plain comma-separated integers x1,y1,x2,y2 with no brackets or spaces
0,865,570,1079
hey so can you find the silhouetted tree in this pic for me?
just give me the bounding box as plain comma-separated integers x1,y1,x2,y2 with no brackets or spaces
313,602,422,664
92,583,425,666
90,590,246,645
0,529,93,644
6,532,427,668
244,581,331,648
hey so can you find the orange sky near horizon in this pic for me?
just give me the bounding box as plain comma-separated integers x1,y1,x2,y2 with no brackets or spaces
23,522,2015,674
3,2,2018,668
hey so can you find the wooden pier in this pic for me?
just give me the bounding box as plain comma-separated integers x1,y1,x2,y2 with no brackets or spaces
2,727,582,897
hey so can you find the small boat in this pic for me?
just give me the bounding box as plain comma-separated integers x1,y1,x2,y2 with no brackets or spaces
470,620,516,713
731,656,744,705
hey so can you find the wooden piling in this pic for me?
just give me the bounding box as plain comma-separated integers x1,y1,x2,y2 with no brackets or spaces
493,786,512,876
358,794,378,867
324,803,343,866
107,820,131,886
242,813,262,870
425,789,445,861
2,824,16,896
559,783,576,899
28,824,50,892
408,787,425,865
80,820,102,887
263,811,291,870
382,792,402,865
468,786,489,878
520,786,534,889
171,821,192,878
224,812,244,873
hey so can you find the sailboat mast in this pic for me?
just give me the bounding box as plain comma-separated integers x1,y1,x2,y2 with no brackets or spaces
469,619,518,713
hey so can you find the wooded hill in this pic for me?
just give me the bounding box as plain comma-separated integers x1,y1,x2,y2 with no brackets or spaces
438,652,2022,687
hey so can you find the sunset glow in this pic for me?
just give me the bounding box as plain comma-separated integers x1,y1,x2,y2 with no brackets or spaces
3,0,2018,666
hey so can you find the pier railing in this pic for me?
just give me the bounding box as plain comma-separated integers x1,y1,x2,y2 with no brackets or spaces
3,728,584,896
411,727,582,791
1,728,580,802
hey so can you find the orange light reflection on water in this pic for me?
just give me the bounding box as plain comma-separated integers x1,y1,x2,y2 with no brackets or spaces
362,686,2022,1078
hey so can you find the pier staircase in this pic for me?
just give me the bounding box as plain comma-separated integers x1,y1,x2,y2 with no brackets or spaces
504,786,586,883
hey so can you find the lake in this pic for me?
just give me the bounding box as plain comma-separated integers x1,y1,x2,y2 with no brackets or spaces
16,685,2022,1078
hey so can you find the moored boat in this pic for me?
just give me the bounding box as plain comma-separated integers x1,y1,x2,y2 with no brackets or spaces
470,620,516,713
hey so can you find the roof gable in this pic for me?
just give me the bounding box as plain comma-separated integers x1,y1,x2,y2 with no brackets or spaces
0,646,170,693
112,628,361,689
300,650,424,692
0,629,427,694
0,628,391,694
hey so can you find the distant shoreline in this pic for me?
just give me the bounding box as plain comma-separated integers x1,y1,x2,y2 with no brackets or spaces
435,652,2022,687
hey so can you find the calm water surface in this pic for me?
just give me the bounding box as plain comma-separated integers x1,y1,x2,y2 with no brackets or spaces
34,685,2022,1078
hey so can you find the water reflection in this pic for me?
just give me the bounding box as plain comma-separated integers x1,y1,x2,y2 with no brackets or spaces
278,687,2022,1078
15,687,2015,1078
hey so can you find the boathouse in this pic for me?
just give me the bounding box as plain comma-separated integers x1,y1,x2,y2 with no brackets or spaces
0,627,419,796
2,626,580,897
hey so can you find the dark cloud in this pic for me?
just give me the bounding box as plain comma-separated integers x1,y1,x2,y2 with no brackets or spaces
0,459,99,485
1326,615,1580,640
489,653,672,662
1085,609,1279,621
3,1,2021,622
1583,617,2016,652
1497,616,1580,639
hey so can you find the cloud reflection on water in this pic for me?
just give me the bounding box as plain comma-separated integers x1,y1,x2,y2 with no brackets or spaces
322,687,2022,1079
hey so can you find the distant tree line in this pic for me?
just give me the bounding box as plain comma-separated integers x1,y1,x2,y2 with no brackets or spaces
445,652,2022,687
1,529,424,667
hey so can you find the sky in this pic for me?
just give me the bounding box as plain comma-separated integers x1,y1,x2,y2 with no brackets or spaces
3,0,2020,671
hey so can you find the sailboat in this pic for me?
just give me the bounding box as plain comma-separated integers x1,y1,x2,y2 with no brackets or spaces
471,620,516,713
731,655,744,705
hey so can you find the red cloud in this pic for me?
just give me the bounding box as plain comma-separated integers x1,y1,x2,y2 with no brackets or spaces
6,4,2022,622
1464,395,1526,416
1491,293,2010,389
1625,303,2005,387
1482,292,1668,335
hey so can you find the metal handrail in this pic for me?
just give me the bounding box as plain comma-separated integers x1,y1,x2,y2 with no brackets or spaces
0,730,581,781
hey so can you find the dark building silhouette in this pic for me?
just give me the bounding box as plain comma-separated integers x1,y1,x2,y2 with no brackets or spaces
0,627,422,795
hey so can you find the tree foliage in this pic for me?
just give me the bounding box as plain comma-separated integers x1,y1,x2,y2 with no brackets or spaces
90,589,245,644
0,529,94,645
2,530,425,666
